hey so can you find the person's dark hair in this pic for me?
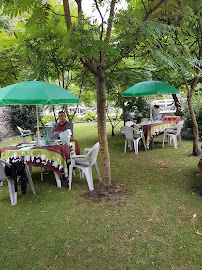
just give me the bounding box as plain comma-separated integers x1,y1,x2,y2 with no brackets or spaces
58,111,66,115
154,105,160,109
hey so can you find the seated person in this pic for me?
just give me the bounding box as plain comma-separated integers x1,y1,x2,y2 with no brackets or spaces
49,111,73,140
153,105,163,121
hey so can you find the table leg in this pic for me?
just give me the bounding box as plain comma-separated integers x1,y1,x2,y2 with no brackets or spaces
53,172,61,188
150,138,155,150
140,131,147,151
41,168,43,181
28,165,32,175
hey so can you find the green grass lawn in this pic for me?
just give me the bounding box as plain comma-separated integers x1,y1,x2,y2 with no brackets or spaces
0,122,201,270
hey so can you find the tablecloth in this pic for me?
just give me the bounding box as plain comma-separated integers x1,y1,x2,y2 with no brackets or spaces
0,140,80,181
141,121,172,148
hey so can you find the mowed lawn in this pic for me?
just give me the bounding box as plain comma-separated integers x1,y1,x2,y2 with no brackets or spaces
0,122,201,270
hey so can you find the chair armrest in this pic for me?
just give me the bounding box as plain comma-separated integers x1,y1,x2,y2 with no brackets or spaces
22,133,32,136
0,160,11,167
83,148,91,154
22,131,33,136
71,154,88,159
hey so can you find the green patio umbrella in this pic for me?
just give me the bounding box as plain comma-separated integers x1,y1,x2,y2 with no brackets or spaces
0,81,80,144
122,81,180,121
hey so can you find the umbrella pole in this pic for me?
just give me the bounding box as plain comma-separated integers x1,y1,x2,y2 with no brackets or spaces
36,105,40,145
150,98,153,122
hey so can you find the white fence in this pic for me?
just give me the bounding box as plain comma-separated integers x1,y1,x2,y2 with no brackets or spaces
155,99,174,107
155,99,176,114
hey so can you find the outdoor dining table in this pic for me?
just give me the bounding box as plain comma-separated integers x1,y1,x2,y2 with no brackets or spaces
139,121,172,149
163,116,180,125
0,140,81,187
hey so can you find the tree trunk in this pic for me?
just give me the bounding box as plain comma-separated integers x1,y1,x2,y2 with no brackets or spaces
62,0,72,30
172,94,184,117
187,93,200,156
183,74,200,156
74,0,82,15
111,126,114,137
95,66,111,187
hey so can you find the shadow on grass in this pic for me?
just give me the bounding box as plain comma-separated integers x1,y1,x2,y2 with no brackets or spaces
184,166,202,197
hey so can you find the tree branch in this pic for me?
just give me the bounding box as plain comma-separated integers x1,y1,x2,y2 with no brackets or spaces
94,0,105,63
63,0,72,30
190,28,202,94
104,28,141,70
104,0,116,44
141,0,148,15
94,0,104,40
143,0,168,21
80,58,97,75
183,75,190,96
45,4,65,16
74,0,83,15
104,0,167,70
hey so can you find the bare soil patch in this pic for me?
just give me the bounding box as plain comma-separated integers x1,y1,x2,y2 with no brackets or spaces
84,183,132,202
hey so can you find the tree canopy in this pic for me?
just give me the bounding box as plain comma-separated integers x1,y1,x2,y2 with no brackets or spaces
0,0,201,187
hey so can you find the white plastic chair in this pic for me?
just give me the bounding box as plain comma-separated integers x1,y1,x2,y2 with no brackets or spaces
83,146,100,181
162,120,184,149
125,121,135,127
120,126,147,154
68,142,100,191
0,160,36,205
17,126,34,143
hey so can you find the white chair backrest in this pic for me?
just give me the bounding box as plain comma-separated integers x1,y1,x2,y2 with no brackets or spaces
120,126,133,140
17,126,23,135
59,129,71,144
133,124,140,134
0,160,10,181
86,142,100,166
176,120,184,135
125,121,135,127
17,126,31,135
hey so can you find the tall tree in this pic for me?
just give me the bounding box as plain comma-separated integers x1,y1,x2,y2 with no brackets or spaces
2,0,175,187
133,0,202,155
67,0,168,187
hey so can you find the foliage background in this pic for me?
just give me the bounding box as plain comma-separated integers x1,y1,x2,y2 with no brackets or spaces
6,105,38,131
182,93,202,140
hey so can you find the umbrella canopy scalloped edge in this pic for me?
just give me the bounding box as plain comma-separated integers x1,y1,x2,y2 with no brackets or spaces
0,81,80,105
122,81,180,97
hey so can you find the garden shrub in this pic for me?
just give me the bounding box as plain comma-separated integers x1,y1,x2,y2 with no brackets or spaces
6,105,38,132
42,115,55,125
119,97,150,122
83,112,97,121
68,113,77,122
81,112,97,121
109,113,121,120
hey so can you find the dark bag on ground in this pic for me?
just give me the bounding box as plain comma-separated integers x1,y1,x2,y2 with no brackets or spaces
5,161,27,194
